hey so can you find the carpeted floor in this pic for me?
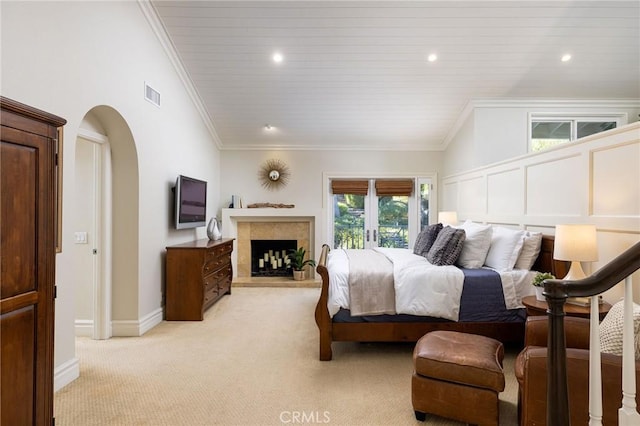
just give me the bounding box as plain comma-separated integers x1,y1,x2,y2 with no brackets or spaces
54,288,521,425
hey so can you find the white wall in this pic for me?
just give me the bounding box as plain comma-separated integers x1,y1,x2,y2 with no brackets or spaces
443,101,640,176
442,123,640,303
219,149,444,239
1,1,221,389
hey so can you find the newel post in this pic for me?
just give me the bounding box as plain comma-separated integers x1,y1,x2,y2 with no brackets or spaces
545,279,570,426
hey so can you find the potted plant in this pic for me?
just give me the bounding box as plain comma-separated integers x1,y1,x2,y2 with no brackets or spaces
288,247,316,281
532,272,555,301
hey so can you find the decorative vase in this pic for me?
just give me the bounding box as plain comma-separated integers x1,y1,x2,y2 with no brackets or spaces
293,270,305,281
535,286,545,302
207,217,221,241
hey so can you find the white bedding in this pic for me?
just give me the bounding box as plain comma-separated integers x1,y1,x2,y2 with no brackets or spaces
327,247,537,320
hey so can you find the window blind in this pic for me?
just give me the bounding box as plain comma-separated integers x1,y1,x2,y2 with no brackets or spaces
331,180,369,195
375,179,414,196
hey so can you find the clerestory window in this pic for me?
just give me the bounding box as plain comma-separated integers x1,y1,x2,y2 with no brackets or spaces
529,114,623,152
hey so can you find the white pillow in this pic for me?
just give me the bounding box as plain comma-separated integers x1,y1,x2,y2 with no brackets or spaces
484,226,525,271
600,300,640,360
455,221,492,269
515,231,543,270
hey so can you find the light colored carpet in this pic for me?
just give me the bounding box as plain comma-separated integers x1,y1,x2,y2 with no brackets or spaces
54,288,520,425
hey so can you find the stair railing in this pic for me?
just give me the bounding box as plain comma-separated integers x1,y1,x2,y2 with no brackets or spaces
542,240,640,425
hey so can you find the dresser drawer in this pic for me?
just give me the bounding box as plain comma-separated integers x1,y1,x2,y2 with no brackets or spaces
203,285,219,308
203,252,231,275
205,242,232,262
203,273,218,293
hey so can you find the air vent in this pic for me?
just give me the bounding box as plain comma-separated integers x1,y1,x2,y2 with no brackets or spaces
144,82,160,107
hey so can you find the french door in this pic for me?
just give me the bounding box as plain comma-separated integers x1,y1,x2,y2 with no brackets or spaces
331,177,433,249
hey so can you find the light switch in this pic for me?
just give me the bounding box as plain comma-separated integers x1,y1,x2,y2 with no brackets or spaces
74,232,88,244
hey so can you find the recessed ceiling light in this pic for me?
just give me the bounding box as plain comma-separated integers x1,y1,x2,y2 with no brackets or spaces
561,53,572,62
272,52,283,63
265,124,273,130
427,53,438,62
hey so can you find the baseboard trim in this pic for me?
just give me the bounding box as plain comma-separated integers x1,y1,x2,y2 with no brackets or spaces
75,319,93,337
54,357,80,392
112,307,163,337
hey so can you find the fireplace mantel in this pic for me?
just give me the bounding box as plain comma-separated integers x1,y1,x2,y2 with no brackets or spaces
221,208,320,279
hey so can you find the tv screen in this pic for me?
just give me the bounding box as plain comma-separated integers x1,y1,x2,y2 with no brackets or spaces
174,175,207,229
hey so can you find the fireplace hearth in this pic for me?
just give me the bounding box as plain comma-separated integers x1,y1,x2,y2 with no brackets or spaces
251,240,297,277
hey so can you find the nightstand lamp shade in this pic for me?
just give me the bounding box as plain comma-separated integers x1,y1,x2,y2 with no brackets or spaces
438,211,458,226
553,224,598,281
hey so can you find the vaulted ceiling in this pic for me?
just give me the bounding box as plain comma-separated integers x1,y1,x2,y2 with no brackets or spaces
150,1,640,151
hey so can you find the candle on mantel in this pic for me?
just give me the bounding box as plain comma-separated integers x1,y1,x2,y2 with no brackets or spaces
259,259,264,268
263,253,269,262
278,258,282,267
272,261,277,269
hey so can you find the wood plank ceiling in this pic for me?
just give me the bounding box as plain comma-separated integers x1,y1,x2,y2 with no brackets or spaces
150,1,640,150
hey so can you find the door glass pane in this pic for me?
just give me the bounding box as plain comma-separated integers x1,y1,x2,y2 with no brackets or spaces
531,121,571,151
377,195,409,248
577,121,616,139
419,182,430,231
333,194,365,249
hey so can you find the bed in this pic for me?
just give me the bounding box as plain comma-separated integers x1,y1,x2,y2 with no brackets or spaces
314,233,567,361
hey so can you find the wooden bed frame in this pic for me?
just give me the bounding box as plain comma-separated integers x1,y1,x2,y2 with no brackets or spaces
314,235,568,361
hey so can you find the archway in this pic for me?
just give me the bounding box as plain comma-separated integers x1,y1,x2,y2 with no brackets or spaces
73,106,139,339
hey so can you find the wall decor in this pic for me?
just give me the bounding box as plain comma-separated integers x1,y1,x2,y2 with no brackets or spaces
259,158,290,190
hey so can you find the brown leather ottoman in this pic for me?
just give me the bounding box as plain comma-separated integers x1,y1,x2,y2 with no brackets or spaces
412,331,505,425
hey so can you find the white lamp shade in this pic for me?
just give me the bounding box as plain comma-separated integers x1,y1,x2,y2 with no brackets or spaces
553,224,599,262
438,211,458,226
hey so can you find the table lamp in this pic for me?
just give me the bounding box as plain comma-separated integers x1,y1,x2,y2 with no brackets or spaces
438,211,458,226
553,224,598,280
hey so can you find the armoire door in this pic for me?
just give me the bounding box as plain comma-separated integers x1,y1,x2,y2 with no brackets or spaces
1,97,66,425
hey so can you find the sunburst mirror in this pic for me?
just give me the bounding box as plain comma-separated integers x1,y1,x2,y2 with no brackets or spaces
259,158,290,190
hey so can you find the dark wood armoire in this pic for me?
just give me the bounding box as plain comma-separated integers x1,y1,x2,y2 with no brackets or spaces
1,97,66,425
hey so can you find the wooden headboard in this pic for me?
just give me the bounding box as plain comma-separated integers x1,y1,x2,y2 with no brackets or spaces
532,235,569,278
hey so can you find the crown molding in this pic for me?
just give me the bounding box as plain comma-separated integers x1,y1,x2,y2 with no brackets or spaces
137,0,223,149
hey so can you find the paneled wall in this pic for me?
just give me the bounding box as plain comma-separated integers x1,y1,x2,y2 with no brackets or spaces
442,123,640,302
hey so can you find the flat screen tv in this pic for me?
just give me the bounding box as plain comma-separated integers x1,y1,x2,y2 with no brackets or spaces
174,175,207,229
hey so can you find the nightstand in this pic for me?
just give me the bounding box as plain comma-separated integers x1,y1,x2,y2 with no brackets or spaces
521,295,612,321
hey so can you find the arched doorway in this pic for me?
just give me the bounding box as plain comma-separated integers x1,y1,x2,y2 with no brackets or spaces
73,106,139,339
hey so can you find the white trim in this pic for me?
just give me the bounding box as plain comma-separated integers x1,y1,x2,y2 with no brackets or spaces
112,308,163,337
77,128,108,144
54,357,80,392
219,143,442,152
137,0,223,149
74,319,93,337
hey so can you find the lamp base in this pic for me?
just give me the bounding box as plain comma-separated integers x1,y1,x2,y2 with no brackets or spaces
562,261,587,281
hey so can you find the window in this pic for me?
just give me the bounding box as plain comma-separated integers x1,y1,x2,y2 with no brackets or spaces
330,177,433,250
530,115,622,152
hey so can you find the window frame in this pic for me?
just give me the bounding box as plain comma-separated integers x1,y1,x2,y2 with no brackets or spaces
528,113,626,152
323,172,437,250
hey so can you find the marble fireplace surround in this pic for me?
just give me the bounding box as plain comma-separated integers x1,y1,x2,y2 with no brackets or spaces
221,208,319,280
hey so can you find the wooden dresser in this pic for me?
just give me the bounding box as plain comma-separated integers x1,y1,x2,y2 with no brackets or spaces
165,238,234,320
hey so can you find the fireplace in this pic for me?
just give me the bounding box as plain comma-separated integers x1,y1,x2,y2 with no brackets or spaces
234,220,312,278
251,240,297,277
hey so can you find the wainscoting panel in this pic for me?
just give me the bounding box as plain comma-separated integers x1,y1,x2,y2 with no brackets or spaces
487,168,523,216
591,141,640,217
458,175,486,216
441,122,640,302
525,155,583,217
